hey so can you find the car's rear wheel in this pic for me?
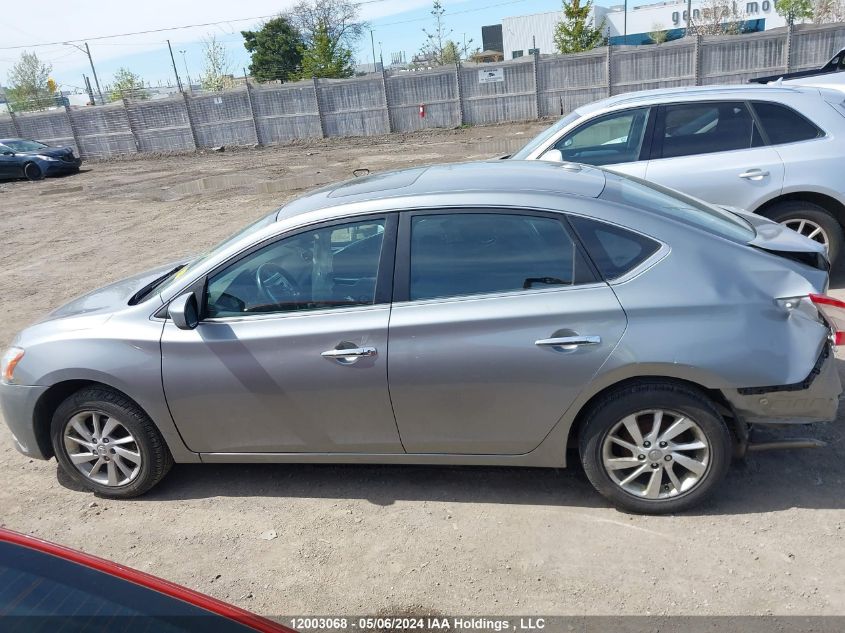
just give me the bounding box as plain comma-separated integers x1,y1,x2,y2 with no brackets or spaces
23,162,43,181
579,382,732,514
764,201,843,263
51,386,173,498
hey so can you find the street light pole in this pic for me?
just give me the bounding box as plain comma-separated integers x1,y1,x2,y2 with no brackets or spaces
179,50,193,91
64,41,103,104
370,29,378,72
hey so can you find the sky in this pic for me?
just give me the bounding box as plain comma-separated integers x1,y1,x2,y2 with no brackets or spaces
2,0,591,93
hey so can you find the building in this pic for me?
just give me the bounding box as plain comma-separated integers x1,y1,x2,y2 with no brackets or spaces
481,24,504,53
500,1,787,56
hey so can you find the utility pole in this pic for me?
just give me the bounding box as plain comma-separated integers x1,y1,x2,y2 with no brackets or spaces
83,74,95,105
167,39,183,92
624,0,628,39
687,0,693,34
179,50,193,91
370,29,378,72
64,42,103,103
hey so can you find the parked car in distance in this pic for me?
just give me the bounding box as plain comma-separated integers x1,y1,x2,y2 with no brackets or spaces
0,527,294,632
510,85,845,262
750,47,845,86
1,161,842,514
0,138,82,181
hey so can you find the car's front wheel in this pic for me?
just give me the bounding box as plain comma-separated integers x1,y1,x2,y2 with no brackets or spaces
579,381,732,514
51,386,173,498
23,162,43,181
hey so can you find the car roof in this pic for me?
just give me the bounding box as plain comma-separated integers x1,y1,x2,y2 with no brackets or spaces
577,84,826,115
278,160,608,220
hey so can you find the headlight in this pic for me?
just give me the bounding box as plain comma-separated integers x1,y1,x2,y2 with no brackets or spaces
1,347,25,383
35,155,58,161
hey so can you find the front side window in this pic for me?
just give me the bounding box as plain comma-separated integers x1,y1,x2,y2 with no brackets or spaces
206,219,385,317
2,139,49,152
751,101,822,145
409,213,593,301
659,101,762,158
554,108,650,166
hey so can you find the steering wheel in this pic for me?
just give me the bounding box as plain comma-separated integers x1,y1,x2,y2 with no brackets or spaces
255,262,301,307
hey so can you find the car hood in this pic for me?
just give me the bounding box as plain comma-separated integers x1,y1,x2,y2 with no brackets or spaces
19,146,75,158
39,262,178,324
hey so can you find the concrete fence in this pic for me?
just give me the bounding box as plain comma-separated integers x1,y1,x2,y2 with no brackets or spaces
4,22,845,160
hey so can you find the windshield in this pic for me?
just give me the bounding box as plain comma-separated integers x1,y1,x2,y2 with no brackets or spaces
510,111,582,159
2,139,49,152
154,210,278,298
600,172,756,242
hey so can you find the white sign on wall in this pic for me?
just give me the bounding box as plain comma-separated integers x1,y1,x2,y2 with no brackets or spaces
478,68,504,84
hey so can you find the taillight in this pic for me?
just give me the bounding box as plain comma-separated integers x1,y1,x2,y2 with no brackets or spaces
810,293,845,346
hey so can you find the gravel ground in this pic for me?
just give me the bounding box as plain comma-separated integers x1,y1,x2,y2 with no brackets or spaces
1,122,845,619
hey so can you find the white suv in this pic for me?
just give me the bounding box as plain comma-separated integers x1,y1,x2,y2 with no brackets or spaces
511,85,845,261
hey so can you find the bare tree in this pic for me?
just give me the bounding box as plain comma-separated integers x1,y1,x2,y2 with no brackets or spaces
291,0,365,50
199,35,234,91
648,22,669,44
813,0,845,22
687,0,746,36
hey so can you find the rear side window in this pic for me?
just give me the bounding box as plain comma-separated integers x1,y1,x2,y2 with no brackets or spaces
751,101,823,145
569,216,660,279
409,213,594,301
658,101,762,158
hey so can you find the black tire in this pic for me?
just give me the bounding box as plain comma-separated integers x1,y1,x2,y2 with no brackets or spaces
23,162,43,181
579,381,732,515
763,200,843,264
50,386,173,498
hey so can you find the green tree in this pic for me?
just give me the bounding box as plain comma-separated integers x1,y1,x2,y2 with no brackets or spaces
107,67,149,101
298,21,354,78
242,16,305,82
553,0,606,54
291,0,364,51
441,40,461,65
6,51,53,112
199,35,235,91
776,0,814,23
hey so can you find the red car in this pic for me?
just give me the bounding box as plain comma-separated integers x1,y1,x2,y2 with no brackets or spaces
0,527,296,632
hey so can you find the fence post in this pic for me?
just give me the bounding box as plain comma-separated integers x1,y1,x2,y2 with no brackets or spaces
454,62,465,126
180,92,200,149
381,69,394,133
8,109,22,137
785,21,794,73
605,45,613,97
63,105,83,156
244,79,262,146
693,35,702,85
312,77,327,138
121,99,141,153
532,51,542,119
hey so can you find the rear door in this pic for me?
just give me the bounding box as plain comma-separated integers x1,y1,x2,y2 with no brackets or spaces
645,101,784,210
387,210,627,455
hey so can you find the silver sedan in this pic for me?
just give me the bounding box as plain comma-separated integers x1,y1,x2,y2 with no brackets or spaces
1,161,842,513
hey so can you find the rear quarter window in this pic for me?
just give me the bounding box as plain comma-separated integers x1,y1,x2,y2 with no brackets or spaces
751,101,823,144
569,216,661,280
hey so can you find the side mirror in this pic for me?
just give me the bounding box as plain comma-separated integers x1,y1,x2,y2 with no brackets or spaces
169,292,199,330
2,151,14,156
539,149,564,162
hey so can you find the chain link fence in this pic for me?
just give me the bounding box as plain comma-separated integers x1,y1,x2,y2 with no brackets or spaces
3,22,845,160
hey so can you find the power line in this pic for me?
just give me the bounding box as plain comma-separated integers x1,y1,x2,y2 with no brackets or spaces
0,0,393,51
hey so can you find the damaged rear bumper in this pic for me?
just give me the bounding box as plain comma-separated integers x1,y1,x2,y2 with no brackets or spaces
723,344,842,425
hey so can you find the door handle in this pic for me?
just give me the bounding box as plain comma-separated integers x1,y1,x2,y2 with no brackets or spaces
738,169,769,180
535,336,601,348
321,346,377,361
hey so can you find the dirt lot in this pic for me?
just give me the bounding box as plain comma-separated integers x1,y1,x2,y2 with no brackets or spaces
1,122,845,619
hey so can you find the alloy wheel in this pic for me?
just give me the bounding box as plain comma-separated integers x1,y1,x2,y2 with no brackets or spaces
601,409,710,500
781,218,830,249
63,411,142,487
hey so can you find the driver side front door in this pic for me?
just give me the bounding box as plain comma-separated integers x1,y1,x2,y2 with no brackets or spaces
550,107,653,179
160,215,404,455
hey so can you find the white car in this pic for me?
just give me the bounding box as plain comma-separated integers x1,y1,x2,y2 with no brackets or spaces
511,84,845,261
